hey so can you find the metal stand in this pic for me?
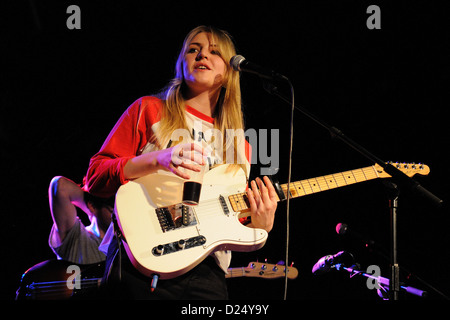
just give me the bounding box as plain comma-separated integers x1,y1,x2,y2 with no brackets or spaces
387,182,400,300
263,80,443,300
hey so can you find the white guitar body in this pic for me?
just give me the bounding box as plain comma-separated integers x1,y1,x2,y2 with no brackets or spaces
114,164,268,280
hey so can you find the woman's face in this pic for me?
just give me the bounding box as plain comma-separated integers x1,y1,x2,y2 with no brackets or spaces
182,32,227,95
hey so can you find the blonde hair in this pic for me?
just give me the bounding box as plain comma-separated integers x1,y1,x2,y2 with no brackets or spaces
157,26,244,144
156,26,246,171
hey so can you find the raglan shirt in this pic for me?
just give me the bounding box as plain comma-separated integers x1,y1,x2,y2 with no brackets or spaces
86,96,251,273
48,217,106,265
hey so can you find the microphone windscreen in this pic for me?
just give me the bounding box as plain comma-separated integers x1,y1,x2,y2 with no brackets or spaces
230,55,246,71
336,222,348,235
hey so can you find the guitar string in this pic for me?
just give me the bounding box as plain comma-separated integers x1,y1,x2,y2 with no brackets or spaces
186,166,381,218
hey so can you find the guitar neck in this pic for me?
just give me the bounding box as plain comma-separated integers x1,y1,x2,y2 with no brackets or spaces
225,267,246,279
229,165,380,211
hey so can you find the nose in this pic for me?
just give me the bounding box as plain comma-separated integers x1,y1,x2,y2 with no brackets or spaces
195,49,209,61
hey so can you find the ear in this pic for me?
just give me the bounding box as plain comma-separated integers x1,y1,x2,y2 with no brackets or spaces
86,201,96,216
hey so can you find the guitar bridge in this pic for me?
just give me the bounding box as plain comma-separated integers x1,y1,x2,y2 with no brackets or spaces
155,204,197,233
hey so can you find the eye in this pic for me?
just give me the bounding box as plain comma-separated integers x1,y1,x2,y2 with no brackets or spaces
211,49,222,57
187,47,199,54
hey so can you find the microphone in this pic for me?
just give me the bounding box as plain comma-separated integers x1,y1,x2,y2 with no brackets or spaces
230,55,287,81
336,223,376,248
312,251,354,275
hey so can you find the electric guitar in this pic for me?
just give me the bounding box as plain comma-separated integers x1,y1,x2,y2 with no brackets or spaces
16,259,296,299
15,259,104,300
114,162,429,279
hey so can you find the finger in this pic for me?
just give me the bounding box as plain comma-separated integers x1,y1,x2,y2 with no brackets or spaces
256,177,270,201
178,143,207,165
179,161,202,173
188,143,209,159
256,177,267,193
250,180,262,206
171,145,184,165
167,160,191,179
246,187,257,212
263,176,279,201
183,150,207,166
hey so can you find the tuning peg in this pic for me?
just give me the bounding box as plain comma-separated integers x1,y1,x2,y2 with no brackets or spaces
290,262,295,267
277,260,285,266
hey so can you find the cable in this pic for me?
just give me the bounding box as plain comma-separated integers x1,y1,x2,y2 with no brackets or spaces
258,74,295,300
283,77,295,300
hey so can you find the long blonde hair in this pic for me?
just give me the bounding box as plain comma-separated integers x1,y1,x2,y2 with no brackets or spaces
156,26,244,156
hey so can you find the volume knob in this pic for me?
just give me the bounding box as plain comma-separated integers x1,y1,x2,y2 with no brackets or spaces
177,239,186,250
155,245,164,255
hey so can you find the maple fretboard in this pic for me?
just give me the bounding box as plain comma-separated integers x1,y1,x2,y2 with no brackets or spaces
228,165,383,212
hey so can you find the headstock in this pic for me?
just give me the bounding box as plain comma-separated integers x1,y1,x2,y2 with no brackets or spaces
374,162,430,179
243,261,298,279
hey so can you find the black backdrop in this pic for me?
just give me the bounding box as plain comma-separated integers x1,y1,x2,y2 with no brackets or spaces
2,1,449,301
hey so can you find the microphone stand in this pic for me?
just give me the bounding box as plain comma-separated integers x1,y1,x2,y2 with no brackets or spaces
262,80,443,300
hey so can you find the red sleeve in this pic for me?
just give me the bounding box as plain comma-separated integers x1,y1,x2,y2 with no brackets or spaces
85,96,163,197
245,139,251,164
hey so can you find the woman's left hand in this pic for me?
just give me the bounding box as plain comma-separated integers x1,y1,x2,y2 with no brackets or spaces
246,176,278,232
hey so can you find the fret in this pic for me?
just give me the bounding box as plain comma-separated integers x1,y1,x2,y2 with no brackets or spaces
229,193,249,212
289,183,300,197
307,178,322,193
342,170,357,184
225,267,245,278
293,181,306,196
323,174,338,189
351,169,368,182
366,166,380,179
301,180,312,195
315,176,329,191
359,168,368,181
333,172,348,187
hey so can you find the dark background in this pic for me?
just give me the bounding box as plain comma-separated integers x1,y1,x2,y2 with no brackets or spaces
2,1,449,301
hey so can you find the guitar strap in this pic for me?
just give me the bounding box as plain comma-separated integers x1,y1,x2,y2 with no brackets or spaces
103,213,124,283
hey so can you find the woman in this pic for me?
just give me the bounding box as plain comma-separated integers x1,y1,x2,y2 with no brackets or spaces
86,26,278,299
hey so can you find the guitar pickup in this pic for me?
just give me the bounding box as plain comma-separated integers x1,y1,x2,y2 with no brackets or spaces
219,195,230,216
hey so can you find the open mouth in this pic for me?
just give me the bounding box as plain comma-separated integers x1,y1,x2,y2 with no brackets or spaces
194,63,211,70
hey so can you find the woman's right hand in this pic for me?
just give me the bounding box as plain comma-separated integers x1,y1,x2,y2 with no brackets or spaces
124,142,208,181
157,142,208,179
